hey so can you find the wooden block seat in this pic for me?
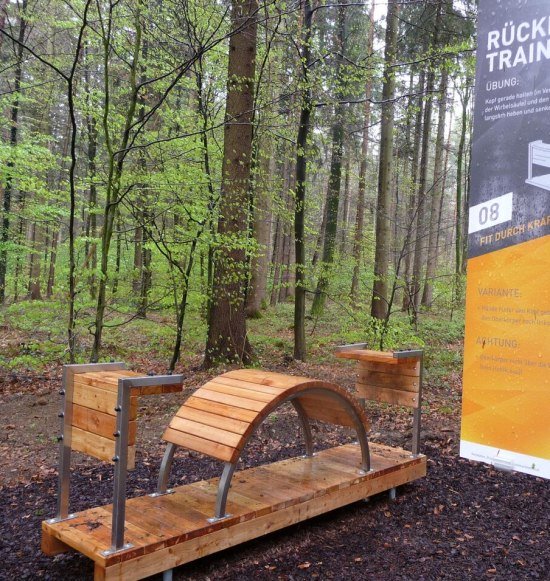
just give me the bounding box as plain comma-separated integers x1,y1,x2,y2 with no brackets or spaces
157,369,372,520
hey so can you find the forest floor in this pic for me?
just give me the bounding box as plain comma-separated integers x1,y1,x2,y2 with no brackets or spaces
0,311,549,580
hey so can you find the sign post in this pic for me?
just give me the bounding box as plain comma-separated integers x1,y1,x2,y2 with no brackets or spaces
460,0,550,478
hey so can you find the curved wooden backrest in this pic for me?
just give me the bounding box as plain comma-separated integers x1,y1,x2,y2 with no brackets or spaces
162,369,370,464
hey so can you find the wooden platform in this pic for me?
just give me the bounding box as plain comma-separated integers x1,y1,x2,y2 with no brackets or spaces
42,443,426,581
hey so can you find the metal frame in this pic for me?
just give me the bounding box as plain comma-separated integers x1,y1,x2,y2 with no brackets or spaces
393,349,424,457
105,373,184,554
158,384,371,521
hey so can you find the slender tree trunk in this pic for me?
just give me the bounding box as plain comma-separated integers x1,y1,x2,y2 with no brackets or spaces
371,0,399,320
293,0,313,360
402,70,426,311
455,85,470,276
350,1,375,304
422,67,448,307
204,0,258,367
246,145,274,317
0,0,27,303
311,1,346,317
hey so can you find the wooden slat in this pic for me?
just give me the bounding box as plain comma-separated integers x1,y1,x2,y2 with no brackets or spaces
211,376,286,395
296,394,363,428
74,371,141,389
162,427,235,462
167,416,243,448
201,380,274,403
224,369,312,388
357,369,419,392
72,381,138,419
71,404,137,444
74,371,182,396
193,388,267,412
175,406,250,435
184,396,258,423
358,359,420,376
334,349,399,363
71,426,136,469
355,383,419,407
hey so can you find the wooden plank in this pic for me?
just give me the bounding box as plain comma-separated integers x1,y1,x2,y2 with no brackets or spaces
74,371,141,389
296,394,364,428
72,381,138,420
357,369,419,392
193,388,267,413
190,479,272,520
72,404,137,444
162,427,235,462
41,530,73,556
358,359,420,376
224,369,312,388
334,349,399,363
184,396,258,423
355,383,419,407
167,416,243,448
101,459,426,579
201,380,275,403
71,426,136,469
175,406,250,435
74,371,182,396
211,376,286,396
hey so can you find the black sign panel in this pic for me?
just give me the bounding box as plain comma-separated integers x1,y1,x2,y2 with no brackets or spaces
469,0,550,258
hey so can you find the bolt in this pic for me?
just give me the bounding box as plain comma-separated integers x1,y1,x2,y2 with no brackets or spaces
58,412,65,418
112,456,119,463
114,406,122,412
113,431,120,438
59,390,65,396
57,435,63,442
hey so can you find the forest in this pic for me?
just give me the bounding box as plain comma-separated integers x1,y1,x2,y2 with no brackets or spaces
0,0,475,370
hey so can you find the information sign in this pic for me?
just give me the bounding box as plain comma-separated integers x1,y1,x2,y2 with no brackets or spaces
460,0,550,478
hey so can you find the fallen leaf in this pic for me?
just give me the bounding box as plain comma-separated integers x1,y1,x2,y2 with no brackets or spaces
298,562,311,569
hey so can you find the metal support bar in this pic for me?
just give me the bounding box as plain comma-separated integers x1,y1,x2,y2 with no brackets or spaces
291,400,314,457
155,442,177,495
411,352,424,457
163,569,173,581
110,378,132,553
54,362,126,522
212,462,237,520
388,487,396,501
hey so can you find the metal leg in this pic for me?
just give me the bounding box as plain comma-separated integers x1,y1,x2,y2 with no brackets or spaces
154,442,177,496
55,367,73,521
291,400,314,457
209,462,237,521
106,379,133,554
388,487,396,501
163,569,173,581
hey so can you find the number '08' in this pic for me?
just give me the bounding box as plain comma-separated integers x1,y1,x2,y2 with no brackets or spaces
479,203,499,225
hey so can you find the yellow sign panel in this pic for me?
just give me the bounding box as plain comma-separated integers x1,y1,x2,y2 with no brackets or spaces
461,236,550,476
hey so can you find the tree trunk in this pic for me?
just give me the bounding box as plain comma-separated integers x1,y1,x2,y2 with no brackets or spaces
422,67,448,307
350,1,375,304
246,144,274,317
371,0,399,320
311,0,346,317
293,0,313,360
204,0,258,367
402,69,425,311
0,0,27,303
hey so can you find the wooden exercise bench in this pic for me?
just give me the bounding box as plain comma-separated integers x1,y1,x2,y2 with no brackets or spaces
42,356,426,581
